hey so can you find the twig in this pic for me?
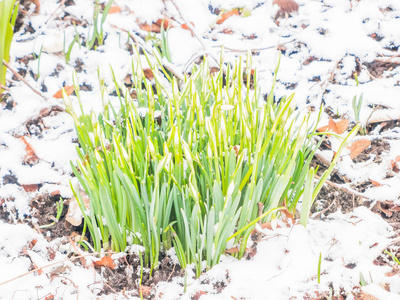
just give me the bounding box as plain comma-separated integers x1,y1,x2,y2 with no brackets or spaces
45,0,67,25
2,60,48,100
166,262,177,282
111,25,185,80
169,0,220,67
215,39,297,53
0,251,113,287
311,199,336,219
314,174,371,200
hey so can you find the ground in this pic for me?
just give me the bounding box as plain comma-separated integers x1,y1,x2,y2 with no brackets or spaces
0,0,400,299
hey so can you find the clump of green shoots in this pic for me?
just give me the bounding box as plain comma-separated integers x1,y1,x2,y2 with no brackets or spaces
0,0,19,97
65,47,358,277
86,0,114,50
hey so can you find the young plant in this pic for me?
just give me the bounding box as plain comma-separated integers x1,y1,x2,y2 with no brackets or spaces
39,198,64,228
65,47,356,277
86,0,114,50
0,0,19,96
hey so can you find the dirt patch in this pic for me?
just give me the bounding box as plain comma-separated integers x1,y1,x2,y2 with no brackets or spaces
364,60,400,77
352,138,390,164
30,193,82,240
101,252,184,298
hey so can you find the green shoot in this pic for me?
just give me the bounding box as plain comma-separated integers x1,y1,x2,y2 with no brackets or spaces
0,0,19,97
38,197,64,228
385,250,400,266
359,272,367,286
317,252,322,284
86,0,113,50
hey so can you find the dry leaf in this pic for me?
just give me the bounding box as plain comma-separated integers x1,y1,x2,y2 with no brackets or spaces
273,0,299,15
317,117,349,135
216,9,240,25
20,136,40,165
66,190,90,226
370,179,381,187
53,85,74,99
347,139,371,159
108,5,121,14
155,18,173,29
21,184,40,193
31,0,40,13
93,255,115,269
139,22,161,33
143,68,154,80
139,285,151,296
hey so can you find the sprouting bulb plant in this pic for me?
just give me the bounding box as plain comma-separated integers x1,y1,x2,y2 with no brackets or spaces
65,47,358,278
86,0,114,50
0,0,19,97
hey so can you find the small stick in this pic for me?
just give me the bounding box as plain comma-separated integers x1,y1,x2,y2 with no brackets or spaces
45,0,67,25
2,60,48,100
169,0,220,67
311,199,336,219
0,251,113,286
216,39,297,53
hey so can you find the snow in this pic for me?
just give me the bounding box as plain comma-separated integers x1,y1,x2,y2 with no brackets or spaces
1,0,400,298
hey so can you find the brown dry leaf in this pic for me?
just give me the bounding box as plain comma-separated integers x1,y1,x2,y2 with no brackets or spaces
155,17,173,29
357,293,378,300
143,68,154,80
273,0,299,16
21,184,40,193
216,9,240,25
317,117,349,135
347,139,371,160
225,247,240,254
53,85,74,99
181,22,194,30
93,255,115,269
139,22,161,33
139,285,151,296
20,136,39,165
108,5,121,14
390,155,400,172
66,190,90,226
370,179,381,187
31,0,40,13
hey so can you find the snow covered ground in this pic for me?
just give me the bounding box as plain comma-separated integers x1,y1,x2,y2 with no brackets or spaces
1,0,400,299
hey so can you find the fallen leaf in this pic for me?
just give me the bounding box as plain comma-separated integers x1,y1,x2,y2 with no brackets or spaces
181,22,194,30
317,117,349,135
143,68,154,80
390,155,400,173
193,291,207,300
53,85,74,99
21,184,40,193
139,285,151,296
31,0,40,13
66,190,90,226
273,0,299,17
357,293,378,300
20,136,40,165
108,5,121,14
155,18,173,29
139,22,161,33
216,9,240,25
93,255,115,269
370,179,381,187
347,139,371,160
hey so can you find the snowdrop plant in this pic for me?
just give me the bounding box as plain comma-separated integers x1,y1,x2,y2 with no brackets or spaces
0,0,18,95
65,48,357,277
